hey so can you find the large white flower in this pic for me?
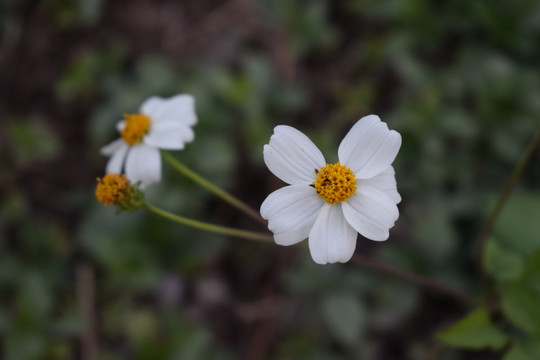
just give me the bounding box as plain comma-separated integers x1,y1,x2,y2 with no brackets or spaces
260,115,402,265
101,94,197,188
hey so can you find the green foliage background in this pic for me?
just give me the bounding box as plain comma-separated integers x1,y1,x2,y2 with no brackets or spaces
0,0,539,359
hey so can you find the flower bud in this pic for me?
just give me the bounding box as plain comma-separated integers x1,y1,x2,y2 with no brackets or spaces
95,174,144,212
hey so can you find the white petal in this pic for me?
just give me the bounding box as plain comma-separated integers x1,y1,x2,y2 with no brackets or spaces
125,144,161,188
342,185,399,241
101,139,128,174
143,121,195,150
263,125,326,185
308,204,358,265
358,166,401,204
116,120,126,132
260,185,324,246
104,143,128,174
101,138,125,156
140,94,197,126
338,115,401,179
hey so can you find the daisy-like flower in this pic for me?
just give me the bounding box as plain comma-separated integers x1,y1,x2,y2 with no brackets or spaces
101,94,197,188
260,115,402,265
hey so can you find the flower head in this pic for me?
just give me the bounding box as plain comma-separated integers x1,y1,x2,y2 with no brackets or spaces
260,115,402,265
95,174,144,211
101,94,197,188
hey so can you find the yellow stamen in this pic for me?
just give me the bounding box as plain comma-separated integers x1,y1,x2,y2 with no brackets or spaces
95,174,129,206
313,162,357,205
121,113,151,145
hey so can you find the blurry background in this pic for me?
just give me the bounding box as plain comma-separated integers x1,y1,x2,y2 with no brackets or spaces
1,0,540,359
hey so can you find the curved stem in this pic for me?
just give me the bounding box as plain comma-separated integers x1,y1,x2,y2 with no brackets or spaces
351,254,478,304
162,151,266,225
476,125,540,264
143,202,273,243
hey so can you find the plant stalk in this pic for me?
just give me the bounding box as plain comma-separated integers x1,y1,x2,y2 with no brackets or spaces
162,151,266,225
143,202,273,242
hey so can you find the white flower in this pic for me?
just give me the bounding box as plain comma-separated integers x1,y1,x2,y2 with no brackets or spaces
260,115,402,265
101,94,197,188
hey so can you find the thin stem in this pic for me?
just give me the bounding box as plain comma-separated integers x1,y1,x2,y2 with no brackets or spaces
143,202,273,243
477,125,540,265
162,151,266,225
351,254,478,304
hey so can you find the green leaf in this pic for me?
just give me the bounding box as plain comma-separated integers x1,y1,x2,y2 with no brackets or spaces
523,248,540,281
487,192,540,257
523,249,540,296
504,339,540,360
6,119,62,167
483,238,524,282
321,294,365,347
125,309,158,345
437,308,508,349
169,329,212,360
504,345,530,360
17,273,52,325
501,282,540,334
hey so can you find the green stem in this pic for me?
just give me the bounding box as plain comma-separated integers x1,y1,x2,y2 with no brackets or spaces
143,202,273,243
477,125,540,266
477,125,540,308
162,151,265,225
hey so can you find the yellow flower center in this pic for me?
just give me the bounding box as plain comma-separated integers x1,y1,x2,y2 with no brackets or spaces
95,174,129,206
313,162,357,205
121,113,151,145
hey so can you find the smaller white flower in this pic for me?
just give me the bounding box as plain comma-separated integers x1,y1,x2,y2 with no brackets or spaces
101,94,197,188
260,115,402,265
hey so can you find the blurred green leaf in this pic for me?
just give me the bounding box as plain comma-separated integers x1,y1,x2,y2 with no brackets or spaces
125,309,158,345
504,340,540,360
437,308,508,349
501,283,540,334
0,190,29,223
135,56,179,95
169,329,212,360
0,309,9,332
56,46,126,101
50,314,82,336
6,119,62,167
523,249,540,295
371,280,419,331
487,192,540,257
185,136,236,189
483,238,524,282
269,0,339,55
56,50,102,100
284,255,343,292
17,273,52,326
321,293,365,347
4,332,45,360
412,204,457,262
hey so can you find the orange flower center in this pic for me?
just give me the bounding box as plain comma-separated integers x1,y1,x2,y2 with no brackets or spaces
121,113,151,145
95,174,130,206
313,162,357,204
